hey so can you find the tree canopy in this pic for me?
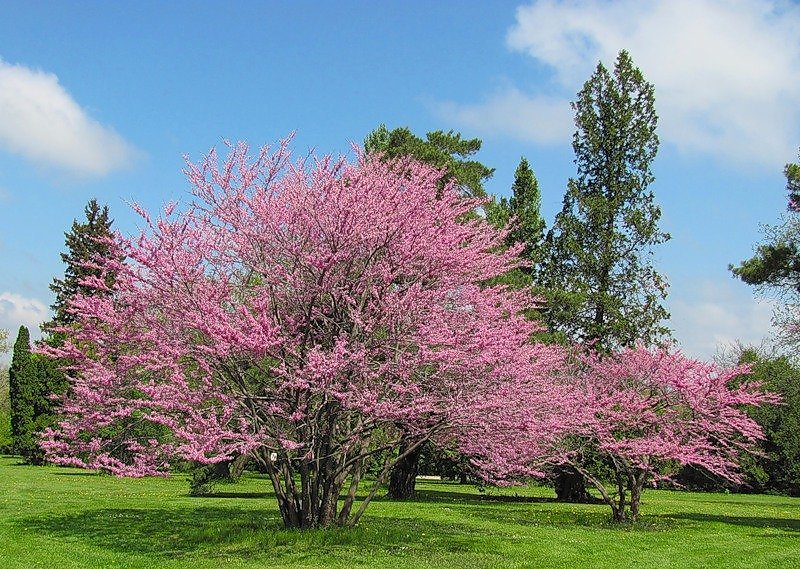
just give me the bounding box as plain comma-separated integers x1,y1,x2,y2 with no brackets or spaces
42,140,560,528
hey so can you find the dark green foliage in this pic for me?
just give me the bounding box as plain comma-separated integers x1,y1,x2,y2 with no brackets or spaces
731,153,800,295
364,125,494,198
9,326,61,463
542,50,670,354
48,198,115,332
737,351,800,495
489,157,546,267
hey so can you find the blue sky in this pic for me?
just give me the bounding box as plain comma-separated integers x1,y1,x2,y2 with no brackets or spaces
1,0,799,361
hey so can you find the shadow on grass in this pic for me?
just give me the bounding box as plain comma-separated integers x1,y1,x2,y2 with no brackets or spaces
659,512,800,533
403,488,561,505
18,506,482,561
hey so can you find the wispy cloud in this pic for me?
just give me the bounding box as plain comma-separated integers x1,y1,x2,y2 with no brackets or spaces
436,87,573,145
0,59,139,177
438,0,800,168
669,279,776,360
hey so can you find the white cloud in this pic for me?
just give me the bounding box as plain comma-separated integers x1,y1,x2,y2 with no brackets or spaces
440,0,800,168
436,87,573,145
669,279,776,360
0,292,48,342
0,59,138,177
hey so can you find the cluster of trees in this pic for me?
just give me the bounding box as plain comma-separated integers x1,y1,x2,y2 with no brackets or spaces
3,50,795,528
4,200,113,461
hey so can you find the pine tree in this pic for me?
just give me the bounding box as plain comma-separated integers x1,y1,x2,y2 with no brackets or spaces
364,125,494,198
365,125,494,498
543,50,669,354
48,198,115,332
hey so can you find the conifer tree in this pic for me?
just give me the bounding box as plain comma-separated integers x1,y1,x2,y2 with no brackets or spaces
486,157,547,276
364,125,494,198
9,326,35,459
543,50,669,354
48,198,115,332
542,50,670,502
365,125,494,498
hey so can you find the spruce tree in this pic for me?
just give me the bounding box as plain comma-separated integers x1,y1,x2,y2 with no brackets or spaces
486,157,547,275
48,198,115,331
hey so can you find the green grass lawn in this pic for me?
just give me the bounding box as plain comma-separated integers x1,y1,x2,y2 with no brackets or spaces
1,456,798,568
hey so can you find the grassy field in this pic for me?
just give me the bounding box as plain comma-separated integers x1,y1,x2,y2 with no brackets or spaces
1,456,798,568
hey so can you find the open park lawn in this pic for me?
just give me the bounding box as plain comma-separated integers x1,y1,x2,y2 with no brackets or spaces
1,456,798,568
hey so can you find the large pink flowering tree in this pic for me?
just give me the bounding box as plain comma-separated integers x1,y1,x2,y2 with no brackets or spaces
41,140,562,528
515,346,778,522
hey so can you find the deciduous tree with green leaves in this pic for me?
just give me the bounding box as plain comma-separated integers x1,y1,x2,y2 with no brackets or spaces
541,50,670,501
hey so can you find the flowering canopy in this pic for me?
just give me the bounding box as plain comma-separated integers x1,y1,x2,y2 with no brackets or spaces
516,345,777,521
41,140,562,527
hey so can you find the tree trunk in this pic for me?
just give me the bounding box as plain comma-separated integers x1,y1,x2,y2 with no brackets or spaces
554,465,591,502
387,444,422,499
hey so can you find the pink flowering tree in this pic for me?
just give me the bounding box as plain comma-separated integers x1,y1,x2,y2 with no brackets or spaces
41,139,562,528
542,346,779,522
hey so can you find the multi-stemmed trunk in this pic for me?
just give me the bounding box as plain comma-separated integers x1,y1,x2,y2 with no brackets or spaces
253,415,430,528
572,462,648,522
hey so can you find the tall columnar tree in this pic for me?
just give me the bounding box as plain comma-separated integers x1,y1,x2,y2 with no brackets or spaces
731,151,800,348
365,125,495,498
48,199,115,332
9,326,34,459
543,50,669,355
9,326,63,464
541,50,670,501
486,157,546,271
41,140,561,529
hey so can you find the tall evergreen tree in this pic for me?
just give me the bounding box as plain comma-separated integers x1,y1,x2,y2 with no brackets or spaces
542,50,670,502
543,50,669,354
365,125,494,498
48,198,115,332
9,326,36,460
486,157,547,274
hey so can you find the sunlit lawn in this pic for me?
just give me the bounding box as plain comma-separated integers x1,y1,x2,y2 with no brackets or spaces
1,456,798,568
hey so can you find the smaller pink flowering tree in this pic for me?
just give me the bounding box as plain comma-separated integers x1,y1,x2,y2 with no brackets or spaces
551,345,779,522
41,139,562,528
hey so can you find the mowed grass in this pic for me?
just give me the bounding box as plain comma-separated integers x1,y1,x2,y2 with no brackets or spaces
1,456,798,568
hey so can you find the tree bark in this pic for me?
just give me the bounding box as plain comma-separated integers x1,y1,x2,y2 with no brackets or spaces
554,465,591,502
387,444,422,499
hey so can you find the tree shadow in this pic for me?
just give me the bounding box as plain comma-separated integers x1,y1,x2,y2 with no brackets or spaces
658,512,800,533
17,506,482,561
401,488,560,505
